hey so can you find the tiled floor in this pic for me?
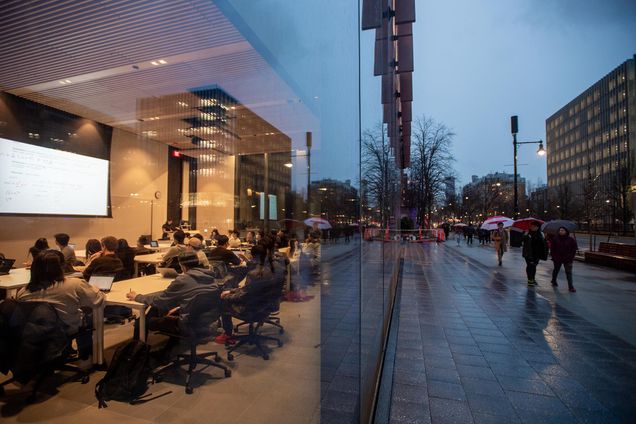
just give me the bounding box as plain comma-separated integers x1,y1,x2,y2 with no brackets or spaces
389,242,636,424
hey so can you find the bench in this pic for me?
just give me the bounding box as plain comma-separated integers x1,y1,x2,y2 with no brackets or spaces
585,242,636,272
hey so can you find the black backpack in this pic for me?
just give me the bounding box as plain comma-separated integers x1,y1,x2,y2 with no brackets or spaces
95,339,152,408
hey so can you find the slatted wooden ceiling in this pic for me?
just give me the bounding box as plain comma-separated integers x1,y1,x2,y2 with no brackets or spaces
0,0,311,152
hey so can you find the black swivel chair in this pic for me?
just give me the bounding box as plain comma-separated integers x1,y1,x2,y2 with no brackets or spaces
226,274,285,361
0,299,90,403
152,291,231,394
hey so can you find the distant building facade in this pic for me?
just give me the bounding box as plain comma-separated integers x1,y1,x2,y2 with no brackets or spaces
546,55,635,230
461,172,526,220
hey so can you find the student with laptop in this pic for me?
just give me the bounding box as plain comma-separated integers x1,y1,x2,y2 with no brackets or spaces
127,252,222,341
17,250,105,369
82,236,126,282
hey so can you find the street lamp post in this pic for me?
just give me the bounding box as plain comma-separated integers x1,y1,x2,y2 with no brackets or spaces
510,116,545,218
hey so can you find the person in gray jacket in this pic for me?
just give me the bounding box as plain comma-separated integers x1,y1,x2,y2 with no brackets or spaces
127,252,222,339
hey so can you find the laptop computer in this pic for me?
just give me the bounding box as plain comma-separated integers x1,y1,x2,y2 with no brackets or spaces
89,275,116,292
157,267,179,278
150,240,159,248
0,259,16,275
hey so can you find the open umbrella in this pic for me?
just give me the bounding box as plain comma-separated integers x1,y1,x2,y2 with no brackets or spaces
480,216,513,231
512,218,545,232
452,223,467,228
304,217,332,230
541,220,576,235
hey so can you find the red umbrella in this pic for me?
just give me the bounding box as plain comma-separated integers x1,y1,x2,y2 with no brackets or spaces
512,218,545,232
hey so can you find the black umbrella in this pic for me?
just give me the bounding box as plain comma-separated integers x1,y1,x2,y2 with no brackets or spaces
541,220,576,234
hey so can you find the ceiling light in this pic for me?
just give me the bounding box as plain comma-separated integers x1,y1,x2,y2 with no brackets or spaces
284,162,293,168
158,59,167,64
150,61,159,66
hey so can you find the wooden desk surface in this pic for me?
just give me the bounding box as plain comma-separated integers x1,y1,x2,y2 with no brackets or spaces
134,252,165,264
105,273,172,308
0,268,30,290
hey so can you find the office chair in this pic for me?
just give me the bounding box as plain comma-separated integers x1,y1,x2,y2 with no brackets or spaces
151,292,231,394
226,275,285,361
0,300,90,403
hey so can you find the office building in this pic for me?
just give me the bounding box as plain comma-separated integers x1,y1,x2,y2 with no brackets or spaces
461,172,527,220
546,55,636,228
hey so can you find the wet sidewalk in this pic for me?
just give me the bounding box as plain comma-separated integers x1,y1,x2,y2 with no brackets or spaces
388,243,636,423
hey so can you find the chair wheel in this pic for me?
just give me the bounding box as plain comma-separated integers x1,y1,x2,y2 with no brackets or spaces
81,375,90,384
225,369,232,378
277,340,283,347
227,353,234,361
185,386,193,395
263,354,269,360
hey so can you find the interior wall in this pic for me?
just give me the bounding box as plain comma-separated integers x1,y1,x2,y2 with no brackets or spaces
0,128,168,263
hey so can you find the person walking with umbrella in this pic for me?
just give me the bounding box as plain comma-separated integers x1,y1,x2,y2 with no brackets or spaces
522,221,548,286
550,227,578,292
492,222,508,266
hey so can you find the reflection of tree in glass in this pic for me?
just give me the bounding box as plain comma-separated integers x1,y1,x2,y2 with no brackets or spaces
361,123,399,228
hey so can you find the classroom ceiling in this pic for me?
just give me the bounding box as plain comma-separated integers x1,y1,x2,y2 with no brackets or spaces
0,0,311,155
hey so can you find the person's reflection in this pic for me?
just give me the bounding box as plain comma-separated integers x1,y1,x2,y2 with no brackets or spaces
523,288,556,353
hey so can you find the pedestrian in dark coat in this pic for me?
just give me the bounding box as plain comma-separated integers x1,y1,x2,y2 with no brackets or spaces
550,227,578,292
522,221,548,286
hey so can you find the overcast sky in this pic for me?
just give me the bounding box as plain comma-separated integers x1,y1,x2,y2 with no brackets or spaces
412,0,636,188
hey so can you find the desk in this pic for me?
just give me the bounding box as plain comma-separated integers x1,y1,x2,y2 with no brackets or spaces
93,273,172,365
0,268,30,298
133,252,165,277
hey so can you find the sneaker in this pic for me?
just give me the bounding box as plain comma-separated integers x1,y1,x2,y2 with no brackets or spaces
569,287,576,293
214,334,237,345
527,280,536,286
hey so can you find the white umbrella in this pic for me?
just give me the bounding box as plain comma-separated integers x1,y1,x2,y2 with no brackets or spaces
480,216,513,231
304,217,332,230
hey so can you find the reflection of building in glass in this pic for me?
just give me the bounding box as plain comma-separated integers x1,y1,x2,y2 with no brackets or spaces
546,56,635,207
136,86,291,232
309,179,359,224
234,151,292,229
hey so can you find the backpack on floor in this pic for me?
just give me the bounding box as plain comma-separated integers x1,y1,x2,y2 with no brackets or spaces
95,339,152,408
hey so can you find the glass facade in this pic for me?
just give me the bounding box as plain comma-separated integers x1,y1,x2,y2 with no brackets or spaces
0,1,404,422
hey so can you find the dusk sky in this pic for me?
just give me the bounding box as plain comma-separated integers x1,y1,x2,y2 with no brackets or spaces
411,0,636,188
223,0,635,192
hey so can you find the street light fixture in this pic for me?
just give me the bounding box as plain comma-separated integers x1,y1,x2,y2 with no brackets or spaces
511,115,545,217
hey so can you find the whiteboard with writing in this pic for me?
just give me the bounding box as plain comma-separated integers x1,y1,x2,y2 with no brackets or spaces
0,137,109,216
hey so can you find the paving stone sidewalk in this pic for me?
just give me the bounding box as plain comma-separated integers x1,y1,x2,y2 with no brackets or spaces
389,243,636,424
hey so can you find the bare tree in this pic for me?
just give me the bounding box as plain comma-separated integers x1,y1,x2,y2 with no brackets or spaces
605,164,632,234
410,116,456,227
581,164,603,250
361,124,399,227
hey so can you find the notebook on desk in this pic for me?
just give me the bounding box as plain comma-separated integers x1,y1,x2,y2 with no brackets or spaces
0,259,16,275
89,275,116,292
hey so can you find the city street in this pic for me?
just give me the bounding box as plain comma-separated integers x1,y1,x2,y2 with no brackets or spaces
388,241,636,423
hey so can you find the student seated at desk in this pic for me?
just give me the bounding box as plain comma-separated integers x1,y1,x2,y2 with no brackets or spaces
244,231,256,245
24,237,50,266
83,236,125,281
116,239,136,279
17,250,105,369
84,239,102,266
207,235,242,267
215,246,284,345
187,237,209,269
54,233,77,266
126,252,222,342
162,230,187,270
228,231,242,249
134,236,154,255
